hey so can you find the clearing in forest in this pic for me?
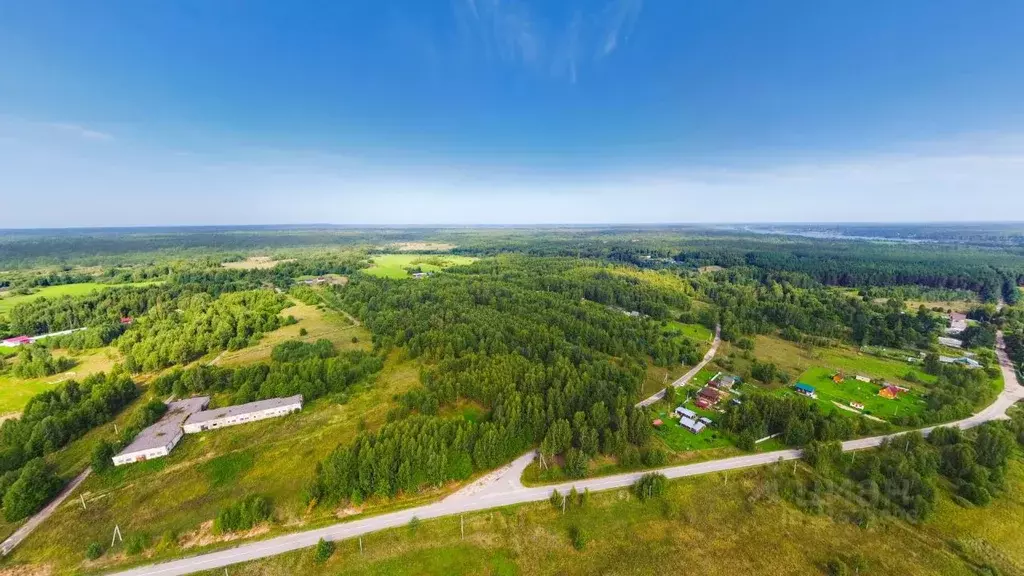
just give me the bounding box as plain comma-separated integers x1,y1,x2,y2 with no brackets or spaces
221,256,296,270
787,366,927,420
0,281,164,317
362,254,477,279
0,347,120,415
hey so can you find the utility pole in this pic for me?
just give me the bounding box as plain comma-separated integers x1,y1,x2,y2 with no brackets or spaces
359,537,363,555
562,494,566,514
114,424,119,435
80,494,87,510
461,515,465,540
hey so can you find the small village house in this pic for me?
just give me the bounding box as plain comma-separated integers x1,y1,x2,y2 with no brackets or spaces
697,386,722,406
878,385,900,400
679,416,706,434
794,383,816,398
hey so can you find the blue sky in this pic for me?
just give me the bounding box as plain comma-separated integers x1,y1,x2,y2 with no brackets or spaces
2,0,1023,227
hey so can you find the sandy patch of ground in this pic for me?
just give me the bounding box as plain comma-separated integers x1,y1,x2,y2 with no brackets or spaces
178,520,271,550
221,257,295,270
698,265,724,273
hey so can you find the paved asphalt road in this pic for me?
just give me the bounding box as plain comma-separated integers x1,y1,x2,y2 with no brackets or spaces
636,324,722,407
107,331,1024,576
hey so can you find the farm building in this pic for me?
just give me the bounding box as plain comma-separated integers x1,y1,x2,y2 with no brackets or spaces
697,387,722,405
699,417,713,426
674,406,698,419
850,402,865,411
113,397,210,466
711,375,738,390
794,383,816,397
854,375,871,383
938,336,963,348
947,312,968,335
182,395,303,433
831,373,844,384
1,327,88,347
878,385,900,400
679,416,706,434
652,419,663,428
940,355,982,369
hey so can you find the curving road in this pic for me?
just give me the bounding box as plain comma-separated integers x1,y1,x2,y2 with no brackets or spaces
104,331,1022,576
637,324,722,408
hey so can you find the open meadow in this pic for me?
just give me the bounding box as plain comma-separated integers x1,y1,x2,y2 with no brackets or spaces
362,254,477,279
192,458,1024,576
0,281,162,317
0,347,120,415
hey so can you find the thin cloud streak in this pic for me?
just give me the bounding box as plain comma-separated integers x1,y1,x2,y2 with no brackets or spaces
2,126,1022,227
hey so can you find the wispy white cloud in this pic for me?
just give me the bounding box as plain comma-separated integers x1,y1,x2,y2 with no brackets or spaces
599,0,642,58
46,123,115,142
454,0,642,82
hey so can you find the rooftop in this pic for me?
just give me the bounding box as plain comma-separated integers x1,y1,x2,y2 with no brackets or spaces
117,397,210,456
184,395,303,426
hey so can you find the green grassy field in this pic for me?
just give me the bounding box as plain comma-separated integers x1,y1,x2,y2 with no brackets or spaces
721,335,935,390
0,347,120,415
789,366,927,420
0,281,163,317
665,320,713,343
2,351,442,575
362,254,476,279
191,458,1024,576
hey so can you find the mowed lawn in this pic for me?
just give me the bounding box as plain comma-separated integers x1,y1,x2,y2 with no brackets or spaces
790,367,927,420
362,254,476,279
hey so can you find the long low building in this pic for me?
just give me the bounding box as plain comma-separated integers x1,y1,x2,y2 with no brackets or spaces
113,396,210,466
182,395,303,433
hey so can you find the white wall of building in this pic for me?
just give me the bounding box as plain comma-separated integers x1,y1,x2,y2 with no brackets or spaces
183,402,301,434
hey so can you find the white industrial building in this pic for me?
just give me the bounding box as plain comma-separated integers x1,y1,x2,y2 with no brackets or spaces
112,397,210,466
182,395,303,433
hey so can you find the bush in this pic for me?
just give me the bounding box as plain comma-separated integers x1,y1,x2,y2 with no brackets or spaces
299,327,308,336
568,524,587,550
633,473,668,501
91,439,116,474
86,542,103,560
124,532,149,555
564,448,588,479
314,537,335,563
213,495,272,533
641,446,667,467
351,336,359,343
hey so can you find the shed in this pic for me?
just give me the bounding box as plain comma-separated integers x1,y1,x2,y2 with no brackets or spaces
794,383,816,397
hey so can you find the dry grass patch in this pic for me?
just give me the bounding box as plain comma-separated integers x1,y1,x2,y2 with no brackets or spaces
221,257,295,270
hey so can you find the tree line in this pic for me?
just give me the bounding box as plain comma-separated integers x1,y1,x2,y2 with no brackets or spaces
151,340,383,404
0,370,138,520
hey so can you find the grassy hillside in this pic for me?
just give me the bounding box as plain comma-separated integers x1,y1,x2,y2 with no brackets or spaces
193,457,1024,576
